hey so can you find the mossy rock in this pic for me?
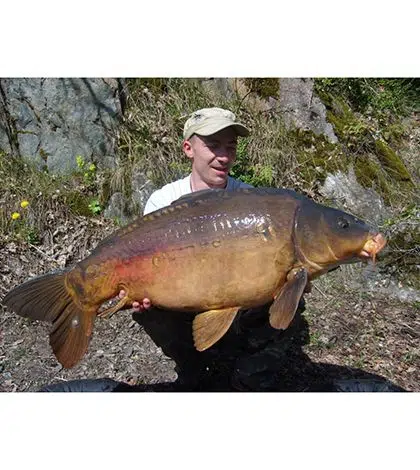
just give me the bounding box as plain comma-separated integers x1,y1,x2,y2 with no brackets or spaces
292,128,345,184
382,122,407,146
326,111,374,154
374,139,413,182
353,156,393,204
243,78,280,100
313,90,415,207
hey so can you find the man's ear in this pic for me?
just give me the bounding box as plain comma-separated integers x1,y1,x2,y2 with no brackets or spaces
183,139,193,160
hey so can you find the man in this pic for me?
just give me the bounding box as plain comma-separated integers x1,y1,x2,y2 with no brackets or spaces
119,107,253,311
144,106,252,214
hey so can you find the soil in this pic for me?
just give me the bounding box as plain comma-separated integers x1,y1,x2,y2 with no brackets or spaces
0,215,418,392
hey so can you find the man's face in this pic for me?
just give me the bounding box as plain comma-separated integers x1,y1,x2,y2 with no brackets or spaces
183,127,238,188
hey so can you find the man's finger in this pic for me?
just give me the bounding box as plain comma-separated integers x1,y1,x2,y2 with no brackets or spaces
118,290,126,299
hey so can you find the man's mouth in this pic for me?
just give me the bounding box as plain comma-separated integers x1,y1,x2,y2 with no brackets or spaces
212,167,229,175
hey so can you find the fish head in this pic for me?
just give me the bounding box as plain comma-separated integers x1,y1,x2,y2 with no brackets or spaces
294,201,387,271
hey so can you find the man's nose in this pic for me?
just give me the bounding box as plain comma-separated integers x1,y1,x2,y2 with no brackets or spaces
216,147,235,161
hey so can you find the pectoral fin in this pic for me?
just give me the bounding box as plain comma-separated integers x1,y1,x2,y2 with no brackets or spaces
193,307,240,351
269,268,308,330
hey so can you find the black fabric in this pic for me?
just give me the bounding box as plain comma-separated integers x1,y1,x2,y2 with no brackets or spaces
40,378,124,392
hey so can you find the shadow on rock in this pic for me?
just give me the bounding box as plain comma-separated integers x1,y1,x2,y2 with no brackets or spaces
40,299,406,392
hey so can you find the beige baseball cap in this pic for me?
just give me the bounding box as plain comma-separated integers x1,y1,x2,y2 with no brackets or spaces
183,107,250,140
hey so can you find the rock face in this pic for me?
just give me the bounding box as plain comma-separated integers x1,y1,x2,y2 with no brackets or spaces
103,192,129,225
0,78,123,173
130,169,156,215
278,78,338,143
320,167,390,226
103,171,156,222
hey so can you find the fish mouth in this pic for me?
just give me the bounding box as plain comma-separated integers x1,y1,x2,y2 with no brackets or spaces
359,233,387,262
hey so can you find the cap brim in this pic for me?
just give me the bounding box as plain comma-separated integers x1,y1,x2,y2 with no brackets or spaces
185,119,250,139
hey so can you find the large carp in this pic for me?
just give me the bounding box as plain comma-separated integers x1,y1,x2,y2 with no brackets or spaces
2,188,386,368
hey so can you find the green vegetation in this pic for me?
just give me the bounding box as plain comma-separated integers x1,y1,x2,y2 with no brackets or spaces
114,78,418,211
74,155,104,215
0,152,103,244
380,204,420,289
374,139,412,181
314,78,420,117
313,78,418,206
242,78,280,99
75,155,97,188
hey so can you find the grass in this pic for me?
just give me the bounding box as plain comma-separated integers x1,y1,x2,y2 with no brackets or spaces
0,152,105,245
402,348,419,364
314,78,420,117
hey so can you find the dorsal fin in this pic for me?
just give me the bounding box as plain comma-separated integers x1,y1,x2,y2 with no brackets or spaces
90,192,219,253
91,216,145,252
171,187,308,208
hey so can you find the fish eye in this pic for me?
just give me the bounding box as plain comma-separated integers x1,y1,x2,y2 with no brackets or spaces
337,217,350,229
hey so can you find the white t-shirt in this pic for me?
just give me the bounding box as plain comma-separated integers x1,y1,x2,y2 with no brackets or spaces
144,174,253,215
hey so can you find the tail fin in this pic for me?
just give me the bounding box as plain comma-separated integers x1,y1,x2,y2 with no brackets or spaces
2,271,96,369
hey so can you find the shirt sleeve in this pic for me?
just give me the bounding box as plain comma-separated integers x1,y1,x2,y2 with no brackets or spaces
143,187,177,215
143,176,190,215
143,192,162,215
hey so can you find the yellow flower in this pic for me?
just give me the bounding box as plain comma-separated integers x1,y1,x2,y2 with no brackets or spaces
12,212,21,220
20,200,30,209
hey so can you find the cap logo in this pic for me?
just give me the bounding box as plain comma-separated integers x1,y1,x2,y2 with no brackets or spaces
192,113,203,122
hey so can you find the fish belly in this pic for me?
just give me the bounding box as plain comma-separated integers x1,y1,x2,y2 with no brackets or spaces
124,236,292,312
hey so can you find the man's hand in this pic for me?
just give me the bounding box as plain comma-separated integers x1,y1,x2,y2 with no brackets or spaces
118,290,152,312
